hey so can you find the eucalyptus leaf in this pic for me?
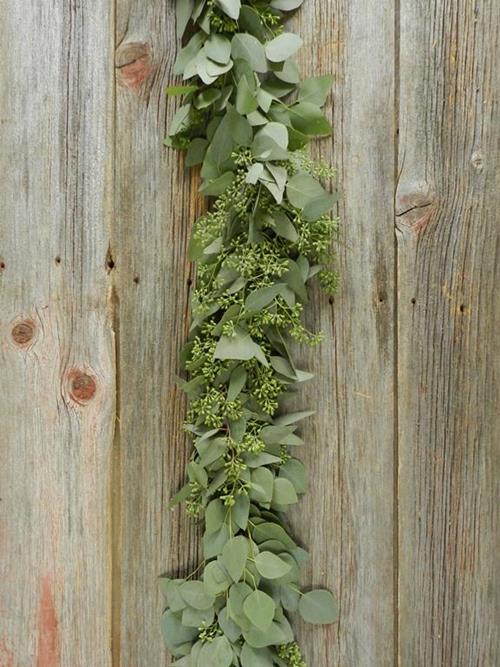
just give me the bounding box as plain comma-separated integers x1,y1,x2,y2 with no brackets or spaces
272,210,298,241
205,498,226,534
218,607,242,643
174,32,206,76
182,605,214,628
299,589,339,624
298,74,334,105
214,330,268,365
272,477,298,505
216,0,241,20
200,171,235,195
231,33,268,73
198,635,234,667
249,467,274,503
270,0,304,9
166,84,199,96
289,101,332,136
203,524,230,559
231,493,250,529
222,536,249,582
286,173,326,209
179,581,215,611
161,610,199,655
240,643,274,667
243,590,275,631
252,122,289,161
194,88,222,109
245,162,265,184
265,33,303,63
245,284,285,311
186,138,208,166
228,365,247,400
176,0,194,38
204,560,231,595
205,34,232,64
255,551,292,579
169,104,191,136
280,458,308,494
236,75,258,115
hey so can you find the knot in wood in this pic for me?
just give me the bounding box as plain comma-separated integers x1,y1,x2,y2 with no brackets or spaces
395,180,436,237
11,320,35,346
470,151,484,173
69,371,97,404
116,42,153,90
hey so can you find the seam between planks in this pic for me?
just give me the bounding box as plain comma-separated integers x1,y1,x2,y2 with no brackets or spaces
110,0,122,663
393,0,401,664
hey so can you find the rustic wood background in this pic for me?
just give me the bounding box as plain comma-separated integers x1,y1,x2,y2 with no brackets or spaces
1,1,498,665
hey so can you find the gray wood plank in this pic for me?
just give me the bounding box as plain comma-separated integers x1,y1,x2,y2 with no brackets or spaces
289,2,397,665
0,1,115,665
397,0,500,664
112,4,201,665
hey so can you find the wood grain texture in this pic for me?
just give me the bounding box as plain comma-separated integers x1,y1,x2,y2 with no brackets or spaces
112,3,202,665
288,1,397,665
397,0,500,664
0,1,115,666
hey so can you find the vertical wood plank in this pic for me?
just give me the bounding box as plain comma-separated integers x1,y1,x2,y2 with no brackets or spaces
112,3,201,665
290,2,397,665
0,1,115,665
397,0,500,664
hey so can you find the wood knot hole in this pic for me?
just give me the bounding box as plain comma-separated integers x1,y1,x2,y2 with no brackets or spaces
69,371,97,404
12,320,35,346
470,151,484,173
116,42,153,90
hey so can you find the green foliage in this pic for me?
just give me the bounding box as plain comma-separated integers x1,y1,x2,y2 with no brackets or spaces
162,0,340,664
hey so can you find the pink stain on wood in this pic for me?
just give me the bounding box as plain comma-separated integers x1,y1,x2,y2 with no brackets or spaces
116,43,152,90
412,207,434,237
36,577,60,667
0,638,14,667
119,55,152,88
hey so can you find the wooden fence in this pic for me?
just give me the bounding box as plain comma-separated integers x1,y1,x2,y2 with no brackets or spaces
1,1,498,665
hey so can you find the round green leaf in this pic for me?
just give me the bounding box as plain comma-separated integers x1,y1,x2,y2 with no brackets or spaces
286,173,326,209
216,0,241,20
271,0,304,9
240,643,274,667
299,589,339,624
160,610,198,655
205,34,231,64
231,33,268,73
249,467,274,503
198,635,234,667
272,477,298,505
265,33,303,62
204,560,231,595
179,581,215,610
255,551,292,579
221,535,249,582
243,590,275,631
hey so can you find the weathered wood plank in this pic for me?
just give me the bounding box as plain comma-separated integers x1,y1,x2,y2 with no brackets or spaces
0,1,115,665
112,4,202,665
397,0,500,664
290,2,397,665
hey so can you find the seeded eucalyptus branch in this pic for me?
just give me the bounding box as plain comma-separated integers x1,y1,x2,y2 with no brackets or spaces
161,1,340,665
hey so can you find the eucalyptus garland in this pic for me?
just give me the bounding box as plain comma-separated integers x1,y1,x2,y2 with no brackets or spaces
161,1,339,665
